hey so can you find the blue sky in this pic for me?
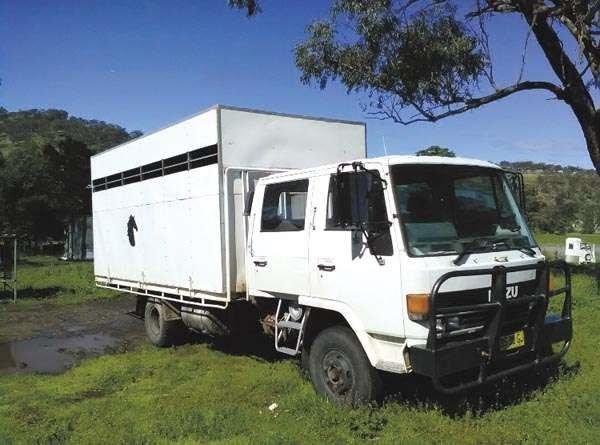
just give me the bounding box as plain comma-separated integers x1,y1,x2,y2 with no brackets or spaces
0,0,594,168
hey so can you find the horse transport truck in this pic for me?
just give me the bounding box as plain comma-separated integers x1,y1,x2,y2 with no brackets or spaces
91,105,573,404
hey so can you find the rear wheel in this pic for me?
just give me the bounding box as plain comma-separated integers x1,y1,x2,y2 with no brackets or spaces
144,302,184,347
308,326,381,406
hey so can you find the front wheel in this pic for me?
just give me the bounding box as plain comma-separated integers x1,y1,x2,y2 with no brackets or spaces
308,326,381,406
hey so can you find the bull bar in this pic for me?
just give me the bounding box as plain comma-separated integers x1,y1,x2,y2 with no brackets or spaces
408,261,573,394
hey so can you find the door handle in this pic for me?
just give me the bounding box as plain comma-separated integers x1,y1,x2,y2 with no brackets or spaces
254,260,267,267
317,264,336,272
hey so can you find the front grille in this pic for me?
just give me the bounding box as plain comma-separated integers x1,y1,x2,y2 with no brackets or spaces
502,301,535,334
435,280,538,345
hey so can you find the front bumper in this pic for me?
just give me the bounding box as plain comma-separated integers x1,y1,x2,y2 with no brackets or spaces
408,261,573,394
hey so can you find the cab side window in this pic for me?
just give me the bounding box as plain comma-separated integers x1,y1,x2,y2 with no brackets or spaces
261,179,309,232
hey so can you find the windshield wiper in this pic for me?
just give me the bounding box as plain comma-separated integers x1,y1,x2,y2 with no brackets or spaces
519,246,536,257
453,238,509,266
453,239,537,265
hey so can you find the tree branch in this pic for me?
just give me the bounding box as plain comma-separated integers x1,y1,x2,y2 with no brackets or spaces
366,81,565,125
539,0,600,81
518,1,596,108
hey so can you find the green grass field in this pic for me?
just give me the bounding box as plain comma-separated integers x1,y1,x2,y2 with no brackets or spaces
1,260,599,444
2,256,116,308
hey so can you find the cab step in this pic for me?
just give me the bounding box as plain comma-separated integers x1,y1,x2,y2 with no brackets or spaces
274,299,310,356
277,320,302,330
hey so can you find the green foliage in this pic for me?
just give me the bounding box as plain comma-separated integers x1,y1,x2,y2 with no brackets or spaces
0,138,92,240
527,172,600,234
42,138,93,221
416,145,456,157
1,270,599,443
0,109,137,156
0,144,63,240
294,2,484,120
500,161,594,174
227,0,261,17
0,109,139,242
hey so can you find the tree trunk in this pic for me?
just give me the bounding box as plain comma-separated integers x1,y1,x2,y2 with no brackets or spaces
580,112,600,175
518,1,600,176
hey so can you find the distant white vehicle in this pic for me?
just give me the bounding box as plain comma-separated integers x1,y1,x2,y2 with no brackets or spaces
565,237,596,265
91,105,573,404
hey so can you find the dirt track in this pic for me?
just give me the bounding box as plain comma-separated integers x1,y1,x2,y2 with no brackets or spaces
0,295,144,344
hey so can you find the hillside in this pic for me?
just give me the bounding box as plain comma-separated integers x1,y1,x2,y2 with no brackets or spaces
0,108,141,155
499,160,596,174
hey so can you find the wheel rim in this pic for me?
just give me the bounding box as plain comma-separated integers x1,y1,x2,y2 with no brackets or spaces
322,349,354,398
148,305,161,336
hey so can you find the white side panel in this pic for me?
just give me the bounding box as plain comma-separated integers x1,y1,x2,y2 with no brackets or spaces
91,109,218,179
92,165,223,294
219,108,366,170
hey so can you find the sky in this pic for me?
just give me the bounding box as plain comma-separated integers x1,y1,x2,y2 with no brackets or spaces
0,0,595,168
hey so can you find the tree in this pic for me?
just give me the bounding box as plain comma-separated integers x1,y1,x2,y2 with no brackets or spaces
416,145,456,157
0,108,139,155
0,144,63,242
526,169,600,233
0,109,140,246
231,0,600,175
42,137,93,222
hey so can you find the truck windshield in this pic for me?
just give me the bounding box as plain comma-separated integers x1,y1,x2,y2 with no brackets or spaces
391,164,535,257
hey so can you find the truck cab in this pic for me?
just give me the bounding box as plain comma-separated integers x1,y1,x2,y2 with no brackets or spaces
246,155,572,403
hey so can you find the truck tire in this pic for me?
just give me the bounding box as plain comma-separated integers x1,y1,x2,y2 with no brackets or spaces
308,326,381,406
144,302,184,347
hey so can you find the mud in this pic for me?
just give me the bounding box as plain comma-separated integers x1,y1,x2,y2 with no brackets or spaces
0,334,120,374
0,295,145,375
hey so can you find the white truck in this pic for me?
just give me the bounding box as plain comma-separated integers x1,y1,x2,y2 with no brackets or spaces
565,237,596,265
91,105,573,404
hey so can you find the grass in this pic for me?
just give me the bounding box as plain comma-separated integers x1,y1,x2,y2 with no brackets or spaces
534,232,600,246
0,256,116,308
1,274,599,444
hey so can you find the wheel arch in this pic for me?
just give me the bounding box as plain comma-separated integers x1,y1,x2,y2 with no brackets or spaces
299,297,379,367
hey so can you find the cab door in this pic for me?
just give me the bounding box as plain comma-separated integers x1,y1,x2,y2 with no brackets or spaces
308,169,405,338
247,177,312,297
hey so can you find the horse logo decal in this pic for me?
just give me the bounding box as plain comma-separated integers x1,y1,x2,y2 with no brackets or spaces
127,215,138,247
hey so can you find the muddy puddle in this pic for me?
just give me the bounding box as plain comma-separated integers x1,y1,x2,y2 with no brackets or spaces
0,334,121,375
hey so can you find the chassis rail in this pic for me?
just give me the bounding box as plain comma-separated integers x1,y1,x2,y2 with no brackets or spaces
409,261,573,394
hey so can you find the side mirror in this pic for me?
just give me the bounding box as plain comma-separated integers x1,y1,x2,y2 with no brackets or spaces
332,164,392,257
